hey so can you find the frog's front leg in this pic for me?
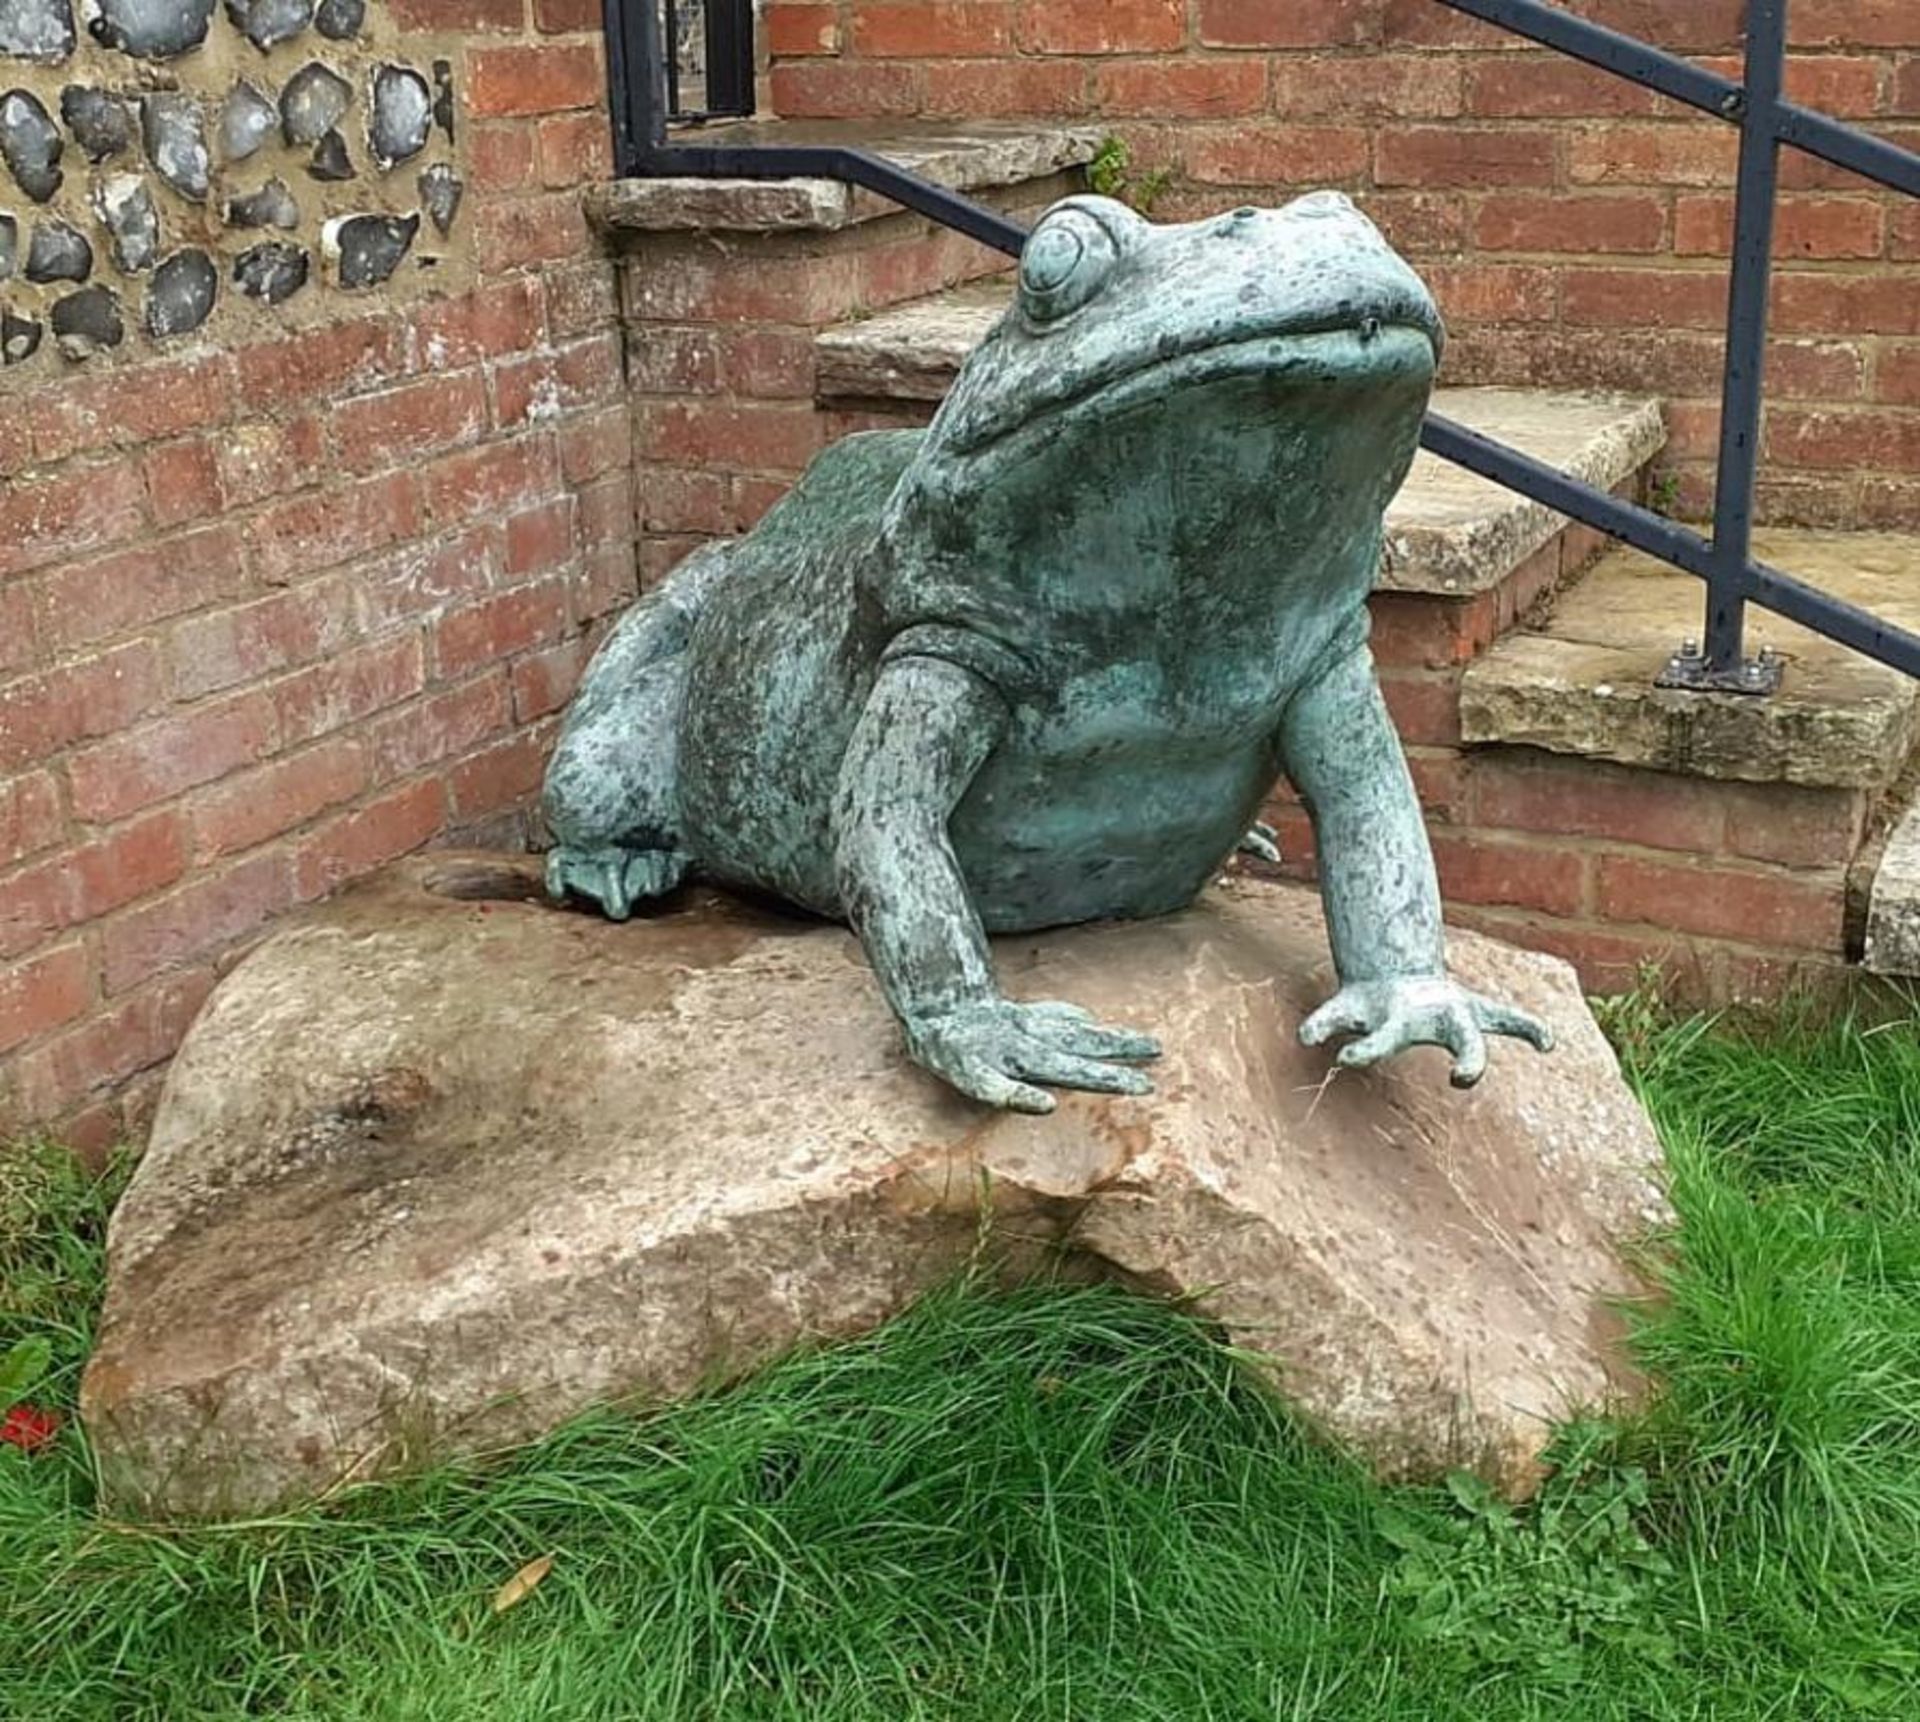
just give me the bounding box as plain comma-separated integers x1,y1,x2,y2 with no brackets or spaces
834,654,1161,1115
1278,640,1554,1089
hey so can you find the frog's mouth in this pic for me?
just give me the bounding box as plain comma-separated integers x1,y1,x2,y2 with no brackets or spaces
952,316,1440,455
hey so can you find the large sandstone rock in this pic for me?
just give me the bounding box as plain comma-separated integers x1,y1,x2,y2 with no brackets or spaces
83,856,1669,1517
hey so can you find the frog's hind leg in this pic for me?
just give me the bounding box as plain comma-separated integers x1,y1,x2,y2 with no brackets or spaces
541,547,726,920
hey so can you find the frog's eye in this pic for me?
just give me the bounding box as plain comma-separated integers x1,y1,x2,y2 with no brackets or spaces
1020,209,1121,323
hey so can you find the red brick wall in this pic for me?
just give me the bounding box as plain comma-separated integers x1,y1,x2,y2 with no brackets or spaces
765,0,1920,528
1,9,629,1151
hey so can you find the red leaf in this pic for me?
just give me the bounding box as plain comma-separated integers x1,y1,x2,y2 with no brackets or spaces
1,1405,62,1453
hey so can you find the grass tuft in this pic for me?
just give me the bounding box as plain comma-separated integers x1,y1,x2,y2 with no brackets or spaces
4,1007,1920,1718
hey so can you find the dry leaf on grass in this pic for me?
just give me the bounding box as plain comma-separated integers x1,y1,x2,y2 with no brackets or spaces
492,1554,556,1614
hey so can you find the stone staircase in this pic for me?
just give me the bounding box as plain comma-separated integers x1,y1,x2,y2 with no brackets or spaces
598,121,1920,1001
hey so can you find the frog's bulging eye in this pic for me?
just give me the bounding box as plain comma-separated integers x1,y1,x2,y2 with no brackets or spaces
1020,210,1120,322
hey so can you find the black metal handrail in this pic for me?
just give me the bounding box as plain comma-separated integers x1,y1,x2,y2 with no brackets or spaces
603,0,1920,692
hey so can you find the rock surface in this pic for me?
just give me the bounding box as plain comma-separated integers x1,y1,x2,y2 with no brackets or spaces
84,857,1669,1519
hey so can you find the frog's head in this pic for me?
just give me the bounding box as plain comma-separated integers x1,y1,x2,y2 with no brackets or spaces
884,192,1443,601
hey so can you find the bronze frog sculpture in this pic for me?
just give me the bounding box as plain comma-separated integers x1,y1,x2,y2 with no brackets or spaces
544,192,1553,1112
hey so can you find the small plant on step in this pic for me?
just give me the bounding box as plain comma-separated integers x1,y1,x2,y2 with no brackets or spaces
1087,135,1172,217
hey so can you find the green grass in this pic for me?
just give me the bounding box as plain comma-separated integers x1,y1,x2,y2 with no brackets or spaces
5,1007,1920,1719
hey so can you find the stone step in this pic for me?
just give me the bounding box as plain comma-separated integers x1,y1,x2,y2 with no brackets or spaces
818,281,1666,601
1461,530,1920,793
588,120,1102,237
1866,785,1920,976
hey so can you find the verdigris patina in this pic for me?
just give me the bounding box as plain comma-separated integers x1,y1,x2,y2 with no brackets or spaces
546,192,1553,1111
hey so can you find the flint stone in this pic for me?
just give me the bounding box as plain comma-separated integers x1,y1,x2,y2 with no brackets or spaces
224,0,309,50
84,0,213,58
25,213,88,279
95,171,158,269
312,0,356,36
0,87,61,199
418,160,458,234
146,243,212,334
303,124,348,179
225,173,295,228
141,90,208,200
326,207,412,286
62,85,133,160
430,56,451,141
280,58,347,146
50,280,119,354
0,208,13,276
233,236,303,301
1,305,39,360
219,79,275,161
82,857,1670,1519
1,0,76,62
368,61,427,168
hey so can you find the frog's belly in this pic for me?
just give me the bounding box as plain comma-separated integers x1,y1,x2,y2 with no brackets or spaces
951,744,1281,933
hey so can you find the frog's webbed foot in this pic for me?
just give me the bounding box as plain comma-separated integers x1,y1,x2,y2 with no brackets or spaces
546,844,690,922
1239,822,1283,865
1300,976,1554,1090
905,999,1162,1115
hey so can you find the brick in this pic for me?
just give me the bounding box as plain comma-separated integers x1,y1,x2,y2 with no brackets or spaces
358,527,501,630
851,3,1011,57
0,584,36,676
1471,192,1666,254
765,2,840,55
1768,407,1920,473
412,280,546,368
468,42,603,117
189,739,370,863
245,471,422,586
143,437,225,529
505,498,578,576
390,0,522,24
537,108,614,186
1465,56,1659,117
1880,346,1920,408
922,58,1090,117
1186,124,1372,186
511,637,593,722
468,122,539,193
1789,0,1915,49
1376,126,1558,188
1019,0,1181,53
1431,832,1588,918
532,0,597,27
448,730,547,820
292,778,448,903
1674,195,1886,260
68,692,277,824
0,942,93,1057
1446,909,1705,1001
494,332,623,428
640,465,737,536
1356,191,1469,252
1379,670,1461,747
100,848,293,995
1094,58,1267,118
559,405,634,485
476,192,594,273
332,373,490,474
1766,339,1869,401
235,319,409,414
634,400,823,474
1369,592,1497,669
1597,855,1845,951
1561,267,1729,329
0,808,190,959
770,60,922,117
1419,262,1559,323
166,581,358,702
543,262,619,339
1569,123,1737,187
0,772,62,868
421,436,562,527
1198,0,1381,47
272,633,427,747
1577,0,1745,51
434,584,570,678
626,251,860,326
32,525,248,657
1774,272,1920,337
1719,783,1865,870
1269,55,1460,119
0,460,148,581
1471,753,1717,853
8,966,214,1119
1380,0,1520,48
574,544,640,619
214,417,327,509
0,641,165,775
29,354,234,465
369,673,512,778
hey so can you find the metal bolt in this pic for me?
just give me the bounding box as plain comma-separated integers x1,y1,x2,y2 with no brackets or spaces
1682,639,1700,658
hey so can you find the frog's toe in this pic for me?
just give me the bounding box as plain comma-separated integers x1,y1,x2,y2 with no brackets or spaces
546,844,689,921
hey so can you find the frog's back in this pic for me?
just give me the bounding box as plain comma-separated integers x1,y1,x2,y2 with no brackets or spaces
677,429,923,910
